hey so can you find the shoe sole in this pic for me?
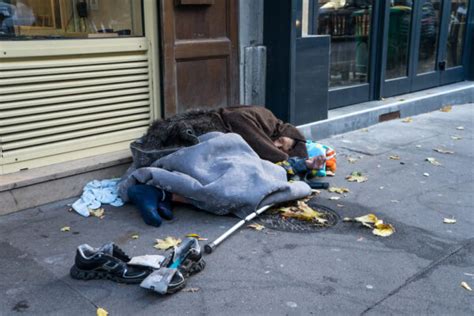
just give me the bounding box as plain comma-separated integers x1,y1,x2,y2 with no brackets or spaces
70,265,146,284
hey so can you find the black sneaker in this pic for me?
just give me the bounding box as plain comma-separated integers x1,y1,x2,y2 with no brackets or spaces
162,238,206,278
70,243,152,284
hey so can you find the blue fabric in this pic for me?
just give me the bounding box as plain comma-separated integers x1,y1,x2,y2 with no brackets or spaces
128,184,164,227
72,179,124,217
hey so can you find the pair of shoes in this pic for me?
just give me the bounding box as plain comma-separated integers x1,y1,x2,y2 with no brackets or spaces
70,243,152,284
127,184,173,227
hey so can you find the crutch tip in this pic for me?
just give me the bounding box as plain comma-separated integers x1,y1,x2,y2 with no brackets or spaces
204,244,214,254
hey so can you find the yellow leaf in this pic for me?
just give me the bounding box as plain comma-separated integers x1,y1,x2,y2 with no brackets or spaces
97,308,108,316
402,117,413,123
461,281,473,291
443,218,457,224
372,221,395,237
131,234,139,239
346,172,368,183
60,226,70,232
347,157,358,164
440,105,452,112
89,208,105,218
185,233,208,241
354,214,379,225
433,148,454,154
154,237,182,250
329,187,350,194
389,155,400,160
426,157,441,166
248,223,265,231
277,201,327,224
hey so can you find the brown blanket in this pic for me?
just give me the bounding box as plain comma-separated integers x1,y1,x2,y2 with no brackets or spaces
218,106,308,162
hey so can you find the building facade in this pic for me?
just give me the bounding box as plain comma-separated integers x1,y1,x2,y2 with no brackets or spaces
0,0,473,175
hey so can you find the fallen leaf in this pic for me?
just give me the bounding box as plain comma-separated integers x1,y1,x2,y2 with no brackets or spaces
451,135,462,140
277,201,327,224
347,157,358,164
154,237,182,250
389,155,400,160
423,173,430,177
440,105,452,112
361,128,369,132
443,218,457,224
372,221,395,237
89,208,104,218
456,126,464,130
461,281,472,291
354,214,379,226
60,226,70,232
336,204,345,208
426,157,442,166
346,171,368,183
311,189,321,194
248,223,265,231
433,148,454,154
185,233,208,241
182,287,200,293
329,196,341,201
329,187,350,194
97,307,108,316
131,234,139,240
343,217,353,222
402,117,413,123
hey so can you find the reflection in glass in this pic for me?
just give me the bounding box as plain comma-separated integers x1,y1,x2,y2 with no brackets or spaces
446,0,469,68
386,1,413,79
417,0,441,74
0,0,144,40
315,0,373,88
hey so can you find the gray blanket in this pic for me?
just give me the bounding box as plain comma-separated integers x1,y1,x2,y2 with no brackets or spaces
119,132,311,218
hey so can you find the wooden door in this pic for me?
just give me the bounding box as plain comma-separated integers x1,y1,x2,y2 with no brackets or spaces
160,0,239,117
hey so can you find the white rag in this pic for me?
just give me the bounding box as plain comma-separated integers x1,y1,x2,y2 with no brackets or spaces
72,179,124,217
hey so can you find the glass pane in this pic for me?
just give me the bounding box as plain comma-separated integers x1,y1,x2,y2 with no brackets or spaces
0,0,143,40
446,0,469,68
417,0,441,74
316,0,373,88
386,1,413,79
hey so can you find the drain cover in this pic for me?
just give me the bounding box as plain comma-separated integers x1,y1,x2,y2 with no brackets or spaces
255,203,339,233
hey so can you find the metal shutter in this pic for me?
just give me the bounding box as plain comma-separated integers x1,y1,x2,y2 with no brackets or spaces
0,39,152,174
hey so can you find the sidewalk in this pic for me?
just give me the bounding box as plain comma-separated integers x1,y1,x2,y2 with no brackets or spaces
1,104,473,315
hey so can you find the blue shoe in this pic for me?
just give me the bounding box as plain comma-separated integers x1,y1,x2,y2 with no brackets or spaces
128,185,164,227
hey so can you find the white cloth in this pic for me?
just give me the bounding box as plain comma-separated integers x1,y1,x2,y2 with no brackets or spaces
72,179,124,217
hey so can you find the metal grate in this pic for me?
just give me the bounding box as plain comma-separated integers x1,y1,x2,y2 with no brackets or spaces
255,203,339,233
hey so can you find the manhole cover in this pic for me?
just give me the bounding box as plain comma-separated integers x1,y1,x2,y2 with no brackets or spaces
255,203,339,233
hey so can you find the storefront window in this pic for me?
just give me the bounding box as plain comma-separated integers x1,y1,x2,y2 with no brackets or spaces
315,0,373,88
446,0,469,68
0,0,143,40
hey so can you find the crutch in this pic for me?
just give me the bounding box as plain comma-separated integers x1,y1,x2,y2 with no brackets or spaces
204,204,274,254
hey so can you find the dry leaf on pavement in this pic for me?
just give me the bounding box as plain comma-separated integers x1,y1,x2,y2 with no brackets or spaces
372,221,395,237
461,282,473,291
277,201,327,224
89,208,105,218
97,308,108,316
433,148,454,154
451,135,462,140
346,171,368,183
131,234,139,239
443,218,457,224
248,223,265,231
185,233,208,241
440,105,452,112
389,155,401,160
348,157,358,164
60,226,70,232
426,157,442,166
329,186,350,194
154,237,182,250
402,117,413,123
